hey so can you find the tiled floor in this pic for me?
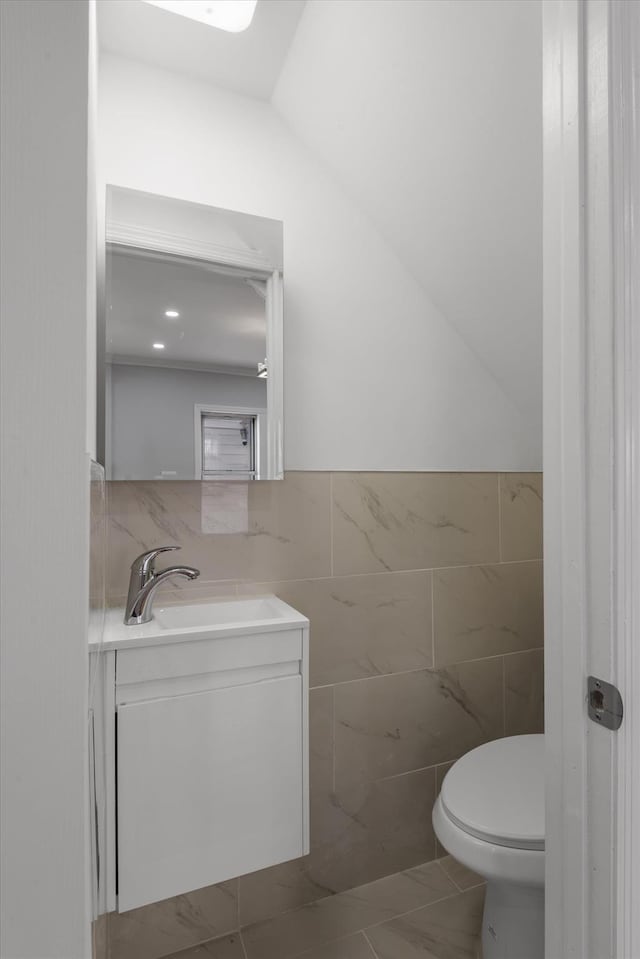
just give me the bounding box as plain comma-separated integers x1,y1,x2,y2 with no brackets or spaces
161,857,485,959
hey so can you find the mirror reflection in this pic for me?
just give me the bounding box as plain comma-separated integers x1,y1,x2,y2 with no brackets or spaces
102,187,283,480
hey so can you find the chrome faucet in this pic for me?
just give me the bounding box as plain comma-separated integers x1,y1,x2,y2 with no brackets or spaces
124,546,200,625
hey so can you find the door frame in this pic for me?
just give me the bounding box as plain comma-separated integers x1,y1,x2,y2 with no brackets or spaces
610,2,640,956
543,1,640,956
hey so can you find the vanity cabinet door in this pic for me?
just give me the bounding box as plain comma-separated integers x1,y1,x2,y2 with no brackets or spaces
117,674,304,912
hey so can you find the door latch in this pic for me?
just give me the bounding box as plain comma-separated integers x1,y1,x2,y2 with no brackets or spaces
587,676,623,730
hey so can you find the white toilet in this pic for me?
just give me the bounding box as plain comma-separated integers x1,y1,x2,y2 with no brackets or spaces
432,734,544,959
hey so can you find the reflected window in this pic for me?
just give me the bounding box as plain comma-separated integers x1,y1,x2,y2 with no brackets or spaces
200,412,257,480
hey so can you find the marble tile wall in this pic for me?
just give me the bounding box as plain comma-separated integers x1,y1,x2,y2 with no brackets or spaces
103,471,543,959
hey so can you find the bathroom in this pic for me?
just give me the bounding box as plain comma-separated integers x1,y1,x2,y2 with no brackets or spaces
1,2,638,959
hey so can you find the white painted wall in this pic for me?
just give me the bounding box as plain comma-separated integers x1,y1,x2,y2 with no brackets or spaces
99,53,538,470
274,0,542,444
109,364,267,479
0,1,93,956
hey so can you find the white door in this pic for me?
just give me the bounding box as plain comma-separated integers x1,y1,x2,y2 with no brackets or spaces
543,1,640,957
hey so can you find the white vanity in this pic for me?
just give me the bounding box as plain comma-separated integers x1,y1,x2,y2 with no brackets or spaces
91,596,309,913
91,186,302,916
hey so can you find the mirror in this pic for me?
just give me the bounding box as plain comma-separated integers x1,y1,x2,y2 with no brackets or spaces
100,187,283,480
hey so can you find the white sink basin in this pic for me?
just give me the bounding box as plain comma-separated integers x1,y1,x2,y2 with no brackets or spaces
98,595,308,651
155,597,290,630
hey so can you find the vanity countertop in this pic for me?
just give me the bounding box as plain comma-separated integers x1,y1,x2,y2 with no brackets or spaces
92,595,309,651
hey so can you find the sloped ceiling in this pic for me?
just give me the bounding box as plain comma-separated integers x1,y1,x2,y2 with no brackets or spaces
273,0,542,434
98,0,306,99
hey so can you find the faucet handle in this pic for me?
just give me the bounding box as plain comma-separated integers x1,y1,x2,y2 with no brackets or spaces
131,546,180,581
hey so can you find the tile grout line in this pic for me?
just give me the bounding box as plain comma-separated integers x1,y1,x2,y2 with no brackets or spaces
106,556,543,604
279,886,464,959
372,762,454,785
430,570,435,669
308,645,545,691
502,654,507,736
234,557,541,582
156,928,242,959
332,684,336,793
237,889,337,936
361,928,382,958
236,856,458,939
498,473,503,562
145,879,243,959
239,927,249,959
359,888,468,936
436,857,484,895
435,760,453,781
329,472,334,578
436,859,465,893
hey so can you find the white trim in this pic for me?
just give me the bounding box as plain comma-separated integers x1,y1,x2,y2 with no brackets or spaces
582,3,618,955
105,361,113,483
106,354,257,378
543,2,589,957
612,2,640,957
94,650,117,915
266,270,284,480
193,403,267,481
246,277,267,300
106,219,275,273
545,2,640,956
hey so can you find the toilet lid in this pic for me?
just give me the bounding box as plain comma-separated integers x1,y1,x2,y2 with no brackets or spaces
440,735,544,850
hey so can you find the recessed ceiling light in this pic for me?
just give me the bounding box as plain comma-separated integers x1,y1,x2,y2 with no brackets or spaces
153,343,166,350
142,0,258,33
165,310,180,318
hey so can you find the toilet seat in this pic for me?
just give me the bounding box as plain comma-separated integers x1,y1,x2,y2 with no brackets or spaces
440,735,544,851
433,795,545,887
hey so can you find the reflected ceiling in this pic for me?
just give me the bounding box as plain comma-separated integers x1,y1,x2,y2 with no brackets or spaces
107,250,266,372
